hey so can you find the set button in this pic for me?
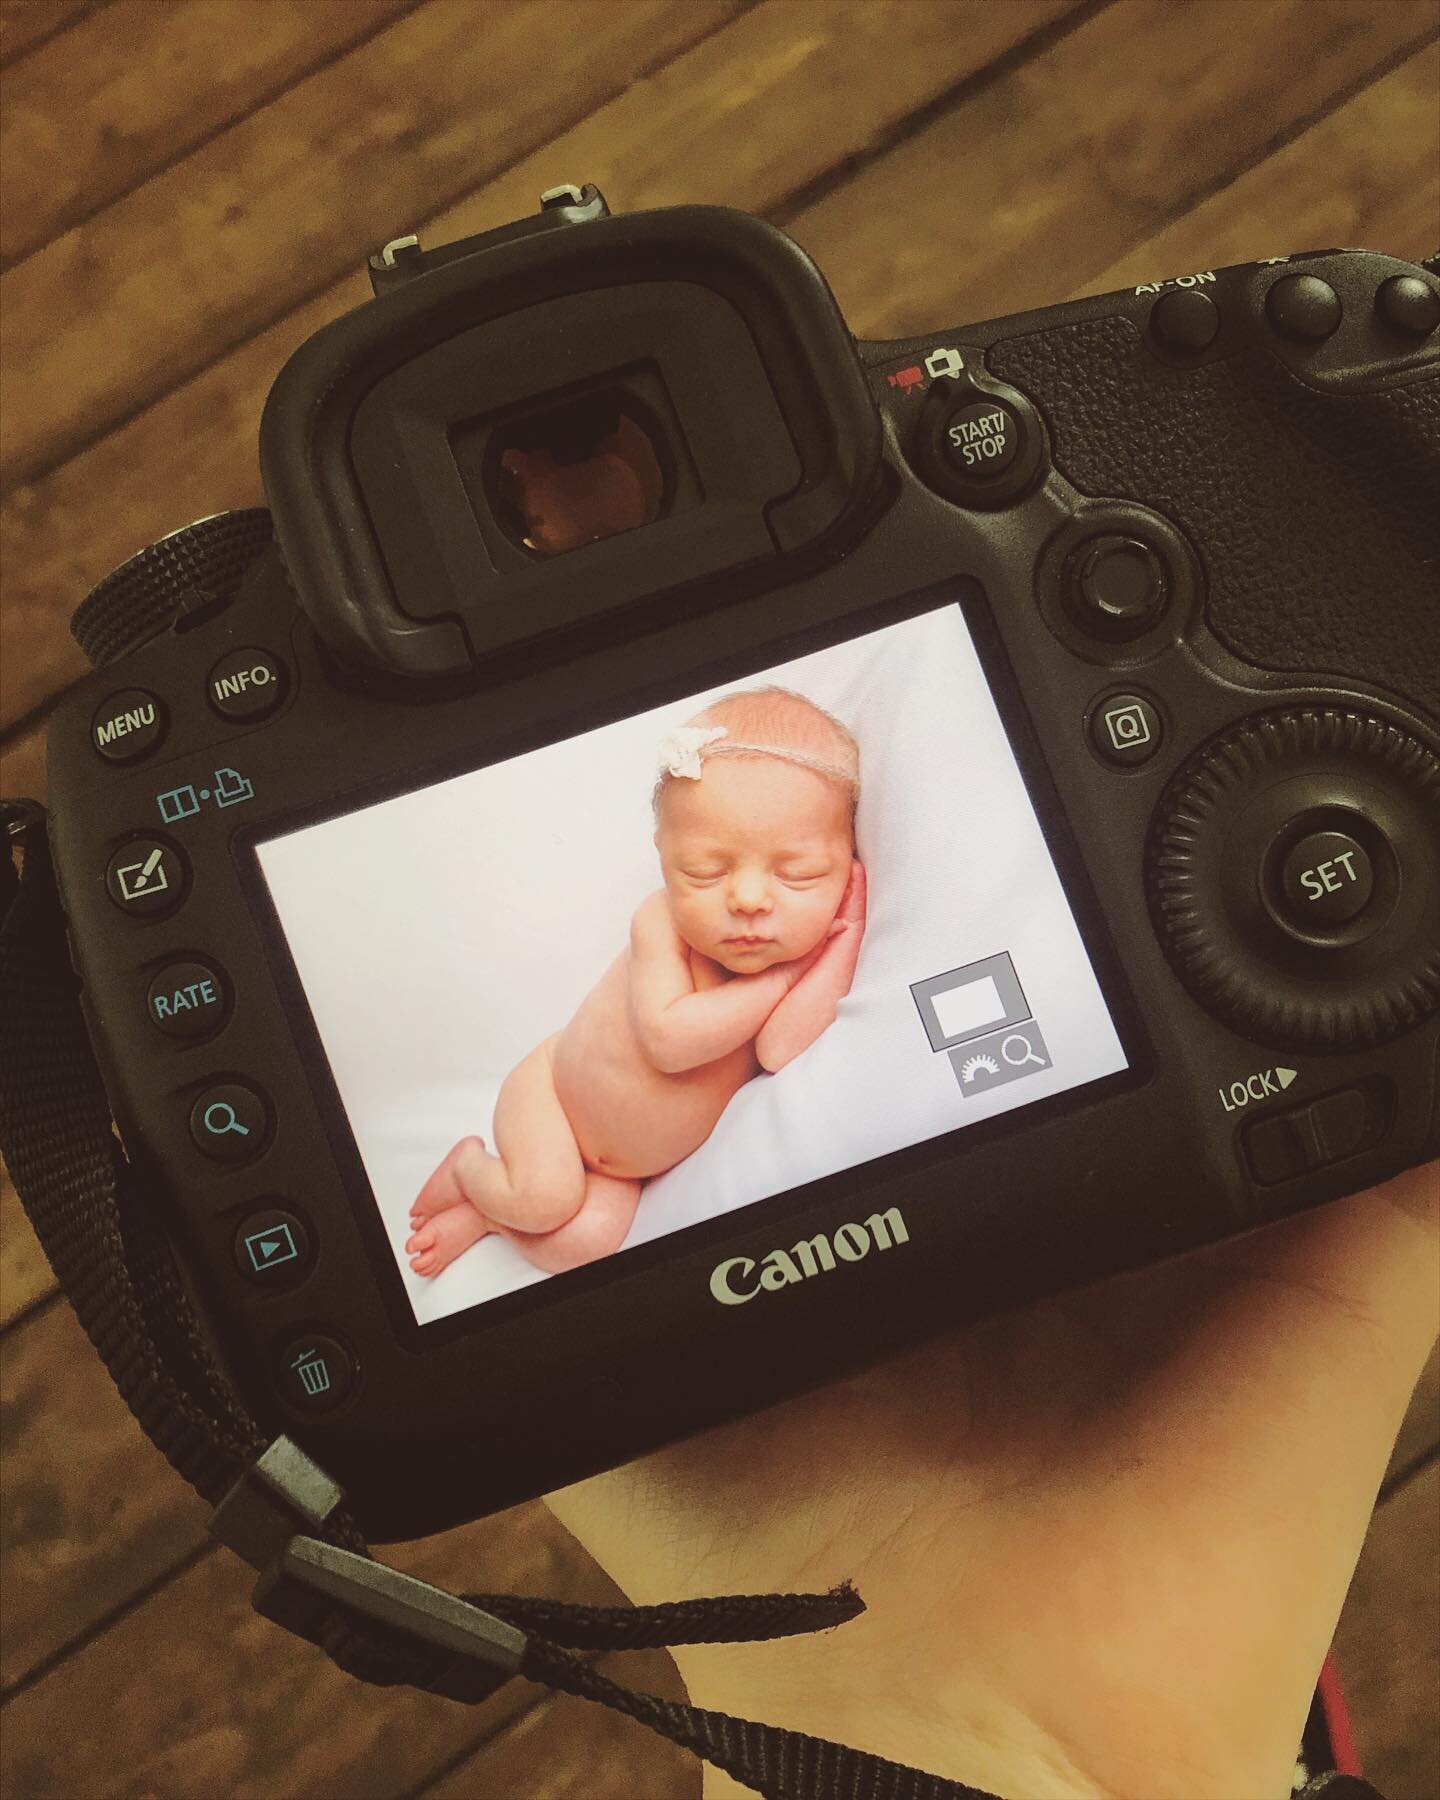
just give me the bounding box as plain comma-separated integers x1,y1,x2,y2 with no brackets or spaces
189,1080,270,1162
92,688,166,763
1275,829,1374,928
146,958,229,1040
105,835,187,917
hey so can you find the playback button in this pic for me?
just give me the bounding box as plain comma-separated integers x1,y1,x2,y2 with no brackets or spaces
234,1207,312,1289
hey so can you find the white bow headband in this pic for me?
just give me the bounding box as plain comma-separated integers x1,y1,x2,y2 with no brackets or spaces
655,724,859,792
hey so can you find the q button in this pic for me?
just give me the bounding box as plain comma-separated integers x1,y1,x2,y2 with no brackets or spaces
190,1081,270,1163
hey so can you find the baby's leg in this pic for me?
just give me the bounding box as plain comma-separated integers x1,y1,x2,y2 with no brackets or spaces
413,1039,588,1237
494,1171,642,1275
412,1140,478,1222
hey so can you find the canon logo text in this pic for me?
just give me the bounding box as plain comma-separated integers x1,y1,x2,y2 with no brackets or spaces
709,1206,910,1305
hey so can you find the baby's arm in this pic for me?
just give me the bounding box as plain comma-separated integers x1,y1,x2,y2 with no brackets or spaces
627,892,798,1074
755,860,867,1073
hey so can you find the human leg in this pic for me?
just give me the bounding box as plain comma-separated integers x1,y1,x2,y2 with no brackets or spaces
409,1039,588,1238
494,1170,643,1275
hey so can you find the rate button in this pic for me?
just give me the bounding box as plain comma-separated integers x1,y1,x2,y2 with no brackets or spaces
146,958,230,1040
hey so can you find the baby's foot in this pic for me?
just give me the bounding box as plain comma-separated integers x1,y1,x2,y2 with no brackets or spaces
406,1205,489,1277
410,1136,485,1224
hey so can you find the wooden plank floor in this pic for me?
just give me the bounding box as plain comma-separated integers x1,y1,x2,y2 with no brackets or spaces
1,2,1437,1795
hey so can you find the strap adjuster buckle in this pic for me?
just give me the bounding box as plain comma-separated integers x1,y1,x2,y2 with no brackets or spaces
255,1537,526,1703
210,1436,525,1702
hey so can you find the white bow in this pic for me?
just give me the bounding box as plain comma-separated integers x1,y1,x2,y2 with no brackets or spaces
657,724,727,780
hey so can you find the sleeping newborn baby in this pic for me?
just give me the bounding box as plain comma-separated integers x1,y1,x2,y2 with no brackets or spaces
406,685,866,1279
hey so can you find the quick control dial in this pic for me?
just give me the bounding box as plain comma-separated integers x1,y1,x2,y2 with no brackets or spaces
1147,708,1440,1051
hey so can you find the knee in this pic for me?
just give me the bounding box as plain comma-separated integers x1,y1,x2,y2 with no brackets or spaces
560,1179,640,1264
513,1170,585,1234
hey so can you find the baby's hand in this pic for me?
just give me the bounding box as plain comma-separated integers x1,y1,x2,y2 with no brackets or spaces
821,859,867,939
837,858,867,928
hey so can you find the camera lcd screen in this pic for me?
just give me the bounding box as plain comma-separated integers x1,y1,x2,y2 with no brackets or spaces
255,602,1128,1328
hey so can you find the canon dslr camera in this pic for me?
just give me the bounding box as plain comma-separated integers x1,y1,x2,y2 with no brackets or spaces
34,186,1440,1538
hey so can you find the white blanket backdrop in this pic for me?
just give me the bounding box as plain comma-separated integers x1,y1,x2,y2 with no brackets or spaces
257,603,1128,1325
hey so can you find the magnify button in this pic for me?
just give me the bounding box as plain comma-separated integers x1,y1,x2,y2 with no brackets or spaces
190,1081,270,1163
1001,1031,1047,1069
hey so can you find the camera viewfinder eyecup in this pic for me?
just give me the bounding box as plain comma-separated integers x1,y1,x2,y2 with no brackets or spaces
261,202,883,680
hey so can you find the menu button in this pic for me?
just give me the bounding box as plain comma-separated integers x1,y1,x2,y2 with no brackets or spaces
92,689,167,763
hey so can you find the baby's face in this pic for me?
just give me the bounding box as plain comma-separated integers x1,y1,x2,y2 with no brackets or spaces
655,756,853,974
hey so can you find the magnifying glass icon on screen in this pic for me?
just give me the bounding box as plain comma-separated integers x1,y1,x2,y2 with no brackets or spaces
1001,1032,1046,1070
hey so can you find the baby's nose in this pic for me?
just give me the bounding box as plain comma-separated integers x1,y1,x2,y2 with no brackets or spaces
730,875,773,914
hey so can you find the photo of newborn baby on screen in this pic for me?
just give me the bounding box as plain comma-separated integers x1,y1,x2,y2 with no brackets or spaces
255,602,1131,1331
405,687,867,1279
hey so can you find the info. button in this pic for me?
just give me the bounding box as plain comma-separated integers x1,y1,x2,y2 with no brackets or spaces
146,958,229,1041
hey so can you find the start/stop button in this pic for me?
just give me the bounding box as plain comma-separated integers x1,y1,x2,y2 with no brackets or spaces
942,400,1022,478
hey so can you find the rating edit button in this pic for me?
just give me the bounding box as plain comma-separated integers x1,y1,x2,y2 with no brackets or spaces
146,959,229,1041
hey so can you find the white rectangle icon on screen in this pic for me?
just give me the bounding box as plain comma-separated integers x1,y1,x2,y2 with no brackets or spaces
930,976,1005,1040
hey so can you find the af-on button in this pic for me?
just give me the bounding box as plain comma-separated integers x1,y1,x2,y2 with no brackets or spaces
1149,288,1220,354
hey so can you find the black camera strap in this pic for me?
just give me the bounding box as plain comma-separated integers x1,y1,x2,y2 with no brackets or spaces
0,806,1386,1800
